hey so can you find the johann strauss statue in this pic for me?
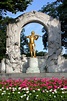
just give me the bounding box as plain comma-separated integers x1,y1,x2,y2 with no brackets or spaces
26,31,41,57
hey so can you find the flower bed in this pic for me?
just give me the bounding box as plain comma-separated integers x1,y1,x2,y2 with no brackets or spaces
0,77,67,101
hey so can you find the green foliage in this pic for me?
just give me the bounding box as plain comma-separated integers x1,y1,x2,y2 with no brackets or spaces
0,0,33,61
40,0,67,19
20,28,29,54
39,1,59,18
0,0,33,14
0,17,18,62
40,0,67,50
0,17,30,61
25,52,31,57
62,54,67,59
25,51,47,57
36,51,47,56
0,17,12,61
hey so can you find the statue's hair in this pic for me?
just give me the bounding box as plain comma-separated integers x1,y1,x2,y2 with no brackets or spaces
31,31,35,34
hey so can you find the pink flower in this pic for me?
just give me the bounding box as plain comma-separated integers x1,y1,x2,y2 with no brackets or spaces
42,90,45,93
63,86,67,89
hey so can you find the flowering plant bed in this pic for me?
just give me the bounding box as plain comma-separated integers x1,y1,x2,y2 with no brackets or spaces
0,77,67,101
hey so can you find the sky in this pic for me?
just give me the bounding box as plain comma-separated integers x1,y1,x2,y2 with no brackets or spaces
6,0,56,18
23,23,44,52
5,0,66,54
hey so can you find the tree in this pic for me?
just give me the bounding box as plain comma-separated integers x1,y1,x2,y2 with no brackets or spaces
0,0,33,19
0,0,33,61
20,28,29,55
0,17,12,61
40,0,67,51
42,31,48,50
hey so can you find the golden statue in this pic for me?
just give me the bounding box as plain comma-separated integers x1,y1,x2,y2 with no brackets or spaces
26,31,41,57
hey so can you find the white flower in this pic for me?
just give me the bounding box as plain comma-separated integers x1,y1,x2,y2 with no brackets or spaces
62,91,65,94
49,95,51,96
8,93,10,95
26,96,29,100
52,92,54,94
42,90,45,93
1,93,4,95
6,88,9,90
22,88,26,90
0,89,2,91
61,88,66,90
26,90,29,94
2,87,4,89
25,87,29,91
49,89,52,92
33,90,35,92
54,96,56,98
23,94,26,96
12,87,15,91
18,87,21,90
29,93,31,95
3,90,6,93
18,92,20,94
37,89,40,91
54,89,57,93
45,89,47,91
9,87,11,90
2,90,6,94
36,95,39,97
14,87,17,90
20,95,23,98
46,90,48,93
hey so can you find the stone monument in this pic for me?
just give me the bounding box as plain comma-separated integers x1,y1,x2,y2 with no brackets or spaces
0,11,66,73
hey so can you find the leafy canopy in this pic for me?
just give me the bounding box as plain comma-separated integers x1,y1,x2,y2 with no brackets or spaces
0,0,33,61
0,0,33,14
40,0,67,52
20,28,29,55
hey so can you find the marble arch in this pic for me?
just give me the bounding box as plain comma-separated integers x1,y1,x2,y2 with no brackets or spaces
6,11,61,73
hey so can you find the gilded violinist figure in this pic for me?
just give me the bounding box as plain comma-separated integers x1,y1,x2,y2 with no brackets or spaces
26,31,41,57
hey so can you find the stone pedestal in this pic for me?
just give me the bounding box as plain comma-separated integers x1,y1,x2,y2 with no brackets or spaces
26,57,40,73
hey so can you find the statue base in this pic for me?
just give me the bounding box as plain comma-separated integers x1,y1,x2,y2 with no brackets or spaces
26,57,40,73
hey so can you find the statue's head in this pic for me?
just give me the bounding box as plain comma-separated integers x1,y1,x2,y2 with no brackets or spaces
31,31,35,35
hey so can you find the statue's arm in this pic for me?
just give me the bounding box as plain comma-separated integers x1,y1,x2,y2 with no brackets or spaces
26,36,30,38
34,35,41,40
